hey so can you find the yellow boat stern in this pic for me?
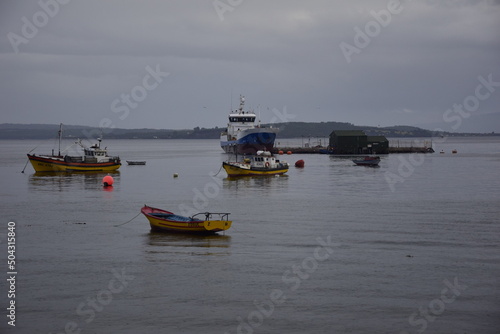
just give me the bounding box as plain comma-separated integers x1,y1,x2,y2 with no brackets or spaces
204,220,232,231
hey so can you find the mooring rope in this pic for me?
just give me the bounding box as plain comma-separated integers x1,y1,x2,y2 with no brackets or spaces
21,146,40,173
213,163,224,177
114,212,141,227
21,160,30,174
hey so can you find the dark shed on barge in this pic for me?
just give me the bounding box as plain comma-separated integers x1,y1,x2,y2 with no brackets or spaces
329,130,388,154
367,136,389,154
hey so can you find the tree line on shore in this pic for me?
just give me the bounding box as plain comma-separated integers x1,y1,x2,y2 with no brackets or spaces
0,122,495,140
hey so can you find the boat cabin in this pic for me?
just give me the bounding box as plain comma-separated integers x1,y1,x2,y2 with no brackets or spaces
225,95,258,137
74,138,118,163
82,146,109,162
248,151,283,168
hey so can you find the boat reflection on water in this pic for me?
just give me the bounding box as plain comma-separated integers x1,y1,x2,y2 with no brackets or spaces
28,171,120,192
224,173,288,184
223,173,289,194
144,231,231,257
146,231,231,247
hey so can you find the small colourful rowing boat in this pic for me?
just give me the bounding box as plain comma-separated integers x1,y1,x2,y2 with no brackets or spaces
141,205,232,234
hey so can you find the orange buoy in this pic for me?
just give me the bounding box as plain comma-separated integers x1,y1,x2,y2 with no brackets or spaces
278,150,284,155
287,151,292,155
295,159,305,168
103,175,114,187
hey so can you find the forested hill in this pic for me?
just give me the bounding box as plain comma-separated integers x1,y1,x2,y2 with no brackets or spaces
273,122,435,138
0,122,492,140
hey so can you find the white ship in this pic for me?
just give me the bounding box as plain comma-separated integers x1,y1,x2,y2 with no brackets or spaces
220,95,278,154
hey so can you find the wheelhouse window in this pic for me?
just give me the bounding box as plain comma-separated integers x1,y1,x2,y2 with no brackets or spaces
229,117,255,123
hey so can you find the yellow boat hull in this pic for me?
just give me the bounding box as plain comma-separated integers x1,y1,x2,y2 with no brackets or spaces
142,206,232,234
28,154,121,172
147,217,232,233
222,162,288,176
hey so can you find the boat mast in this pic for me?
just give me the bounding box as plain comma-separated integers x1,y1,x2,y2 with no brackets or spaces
97,128,103,148
58,123,63,156
239,95,245,113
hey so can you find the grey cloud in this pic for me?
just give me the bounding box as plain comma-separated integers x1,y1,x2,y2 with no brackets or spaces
1,0,499,131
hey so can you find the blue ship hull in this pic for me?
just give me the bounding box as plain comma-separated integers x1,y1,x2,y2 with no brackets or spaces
221,132,276,154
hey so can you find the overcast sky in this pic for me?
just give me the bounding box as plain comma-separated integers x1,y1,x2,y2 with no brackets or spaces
1,0,499,132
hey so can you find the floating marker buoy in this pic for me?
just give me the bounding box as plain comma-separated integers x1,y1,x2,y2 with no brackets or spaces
102,175,114,187
452,150,457,154
287,151,292,155
295,159,305,168
173,173,179,178
278,150,284,155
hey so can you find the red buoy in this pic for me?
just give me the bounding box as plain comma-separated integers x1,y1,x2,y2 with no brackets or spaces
278,150,284,155
103,175,114,187
295,159,305,168
287,151,292,155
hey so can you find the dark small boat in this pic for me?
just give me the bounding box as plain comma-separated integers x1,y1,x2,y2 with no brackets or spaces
126,161,146,165
352,156,380,166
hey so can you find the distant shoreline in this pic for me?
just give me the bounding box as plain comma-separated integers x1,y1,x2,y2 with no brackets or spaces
0,122,497,140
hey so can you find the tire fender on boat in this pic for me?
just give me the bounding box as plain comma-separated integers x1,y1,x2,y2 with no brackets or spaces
265,162,270,168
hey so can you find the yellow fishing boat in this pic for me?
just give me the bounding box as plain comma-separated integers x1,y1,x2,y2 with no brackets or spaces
222,150,289,176
141,205,232,234
27,124,121,172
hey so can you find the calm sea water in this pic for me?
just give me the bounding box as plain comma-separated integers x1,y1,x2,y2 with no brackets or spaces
1,137,499,334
